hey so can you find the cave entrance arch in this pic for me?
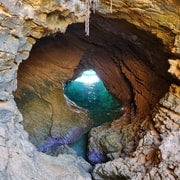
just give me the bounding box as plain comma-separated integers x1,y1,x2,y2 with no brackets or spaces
14,23,127,163
14,14,171,168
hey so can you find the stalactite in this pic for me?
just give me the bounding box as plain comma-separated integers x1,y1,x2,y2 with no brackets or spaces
85,0,99,36
85,0,90,36
84,0,112,36
92,0,99,14
110,0,113,13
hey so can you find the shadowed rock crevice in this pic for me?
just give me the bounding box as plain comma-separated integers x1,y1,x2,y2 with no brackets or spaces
14,15,175,167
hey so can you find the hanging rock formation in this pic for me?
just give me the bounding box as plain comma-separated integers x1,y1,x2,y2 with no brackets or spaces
0,0,179,179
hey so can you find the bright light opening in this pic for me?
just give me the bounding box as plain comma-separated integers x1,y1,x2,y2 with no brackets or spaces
74,70,100,84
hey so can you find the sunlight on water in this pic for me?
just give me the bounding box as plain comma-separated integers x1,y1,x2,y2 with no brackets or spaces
74,70,100,84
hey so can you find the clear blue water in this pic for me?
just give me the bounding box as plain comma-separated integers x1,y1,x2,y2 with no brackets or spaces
64,70,123,159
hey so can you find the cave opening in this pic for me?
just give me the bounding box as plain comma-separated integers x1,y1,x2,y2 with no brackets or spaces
64,69,123,127
14,15,173,167
64,69,123,159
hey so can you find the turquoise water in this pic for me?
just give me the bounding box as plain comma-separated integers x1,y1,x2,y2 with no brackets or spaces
64,70,123,159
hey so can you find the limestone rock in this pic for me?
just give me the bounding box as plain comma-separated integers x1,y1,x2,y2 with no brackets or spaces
7,149,92,180
168,59,180,80
41,144,76,157
92,85,180,179
97,0,180,53
88,123,123,164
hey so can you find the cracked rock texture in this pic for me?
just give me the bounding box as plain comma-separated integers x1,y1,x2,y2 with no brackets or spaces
0,0,179,179
92,84,180,179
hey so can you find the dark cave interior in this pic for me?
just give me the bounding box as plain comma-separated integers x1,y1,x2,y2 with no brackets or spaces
14,15,175,165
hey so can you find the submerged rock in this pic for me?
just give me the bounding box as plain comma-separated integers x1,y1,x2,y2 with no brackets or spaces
38,126,88,153
40,144,76,157
88,149,107,165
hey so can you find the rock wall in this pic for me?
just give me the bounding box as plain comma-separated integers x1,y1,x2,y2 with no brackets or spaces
0,0,92,179
92,84,180,180
0,0,179,179
97,0,180,53
14,36,92,152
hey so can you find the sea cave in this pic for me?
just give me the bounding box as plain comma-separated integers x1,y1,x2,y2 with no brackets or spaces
0,0,179,179
14,14,175,171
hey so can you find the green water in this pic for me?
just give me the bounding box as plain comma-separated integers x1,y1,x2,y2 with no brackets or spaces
64,70,123,158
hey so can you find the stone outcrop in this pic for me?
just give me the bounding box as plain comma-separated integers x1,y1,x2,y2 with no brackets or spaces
0,0,179,179
97,0,180,53
168,59,180,80
0,0,93,179
92,84,180,179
